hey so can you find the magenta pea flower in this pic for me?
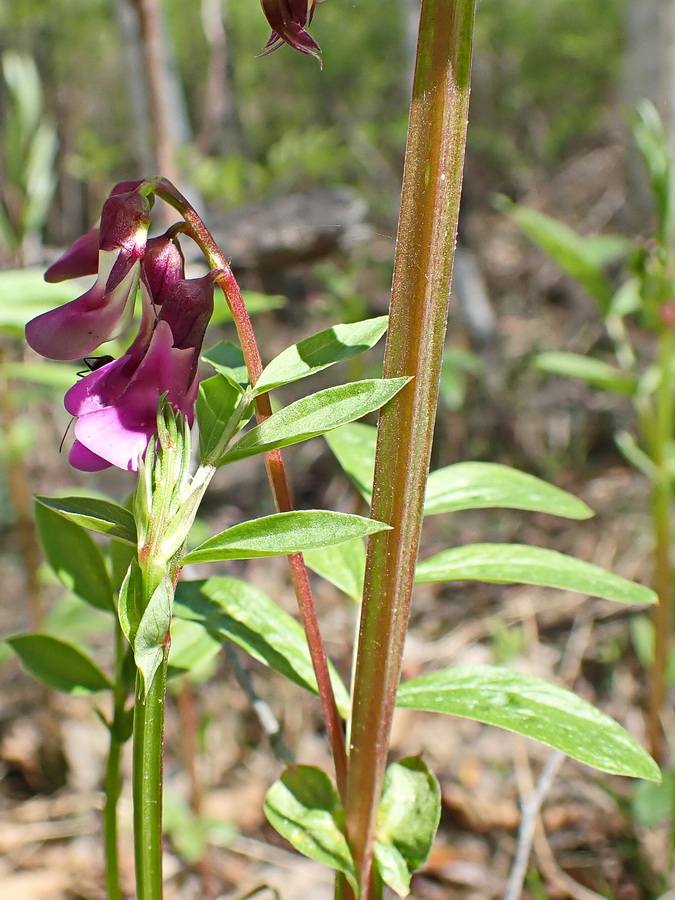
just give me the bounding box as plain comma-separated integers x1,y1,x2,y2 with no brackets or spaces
26,183,152,361
260,0,324,63
64,269,218,472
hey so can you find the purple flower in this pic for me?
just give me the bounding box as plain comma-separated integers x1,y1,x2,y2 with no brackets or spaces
260,0,324,63
64,270,217,472
26,183,152,360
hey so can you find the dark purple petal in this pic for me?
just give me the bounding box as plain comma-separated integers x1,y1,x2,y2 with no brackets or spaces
260,0,322,62
99,189,152,255
26,251,141,360
44,227,100,283
142,236,185,304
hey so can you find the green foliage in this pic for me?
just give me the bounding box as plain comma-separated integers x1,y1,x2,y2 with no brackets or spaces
396,666,660,781
264,766,357,892
303,538,367,602
253,317,388,395
183,510,389,564
0,52,57,257
8,633,112,694
174,578,350,716
415,543,657,606
374,757,441,897
36,495,137,545
34,499,115,612
218,378,408,465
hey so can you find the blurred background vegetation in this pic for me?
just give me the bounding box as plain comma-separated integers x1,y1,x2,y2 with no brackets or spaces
0,0,628,246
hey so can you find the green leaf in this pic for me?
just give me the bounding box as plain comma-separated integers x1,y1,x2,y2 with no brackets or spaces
304,538,366,602
325,422,377,503
374,757,441,897
174,578,350,716
631,100,674,243
201,341,249,392
8,633,112,693
168,618,221,680
183,510,389,564
496,197,629,311
134,575,173,694
264,766,357,891
196,373,251,463
253,316,388,394
219,378,408,465
424,462,593,518
396,666,660,781
118,558,144,646
35,495,137,545
534,352,638,397
35,500,114,611
415,543,657,606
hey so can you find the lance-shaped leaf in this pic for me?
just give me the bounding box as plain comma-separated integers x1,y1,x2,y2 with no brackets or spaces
496,197,629,312
265,766,357,892
304,538,366,602
374,757,441,897
35,500,115,611
174,578,350,716
219,378,408,465
183,510,389,564
424,462,593,518
326,425,594,521
415,543,657,606
35,494,137,544
8,633,112,694
325,422,377,503
534,352,638,397
134,575,173,694
253,316,388,395
396,666,660,781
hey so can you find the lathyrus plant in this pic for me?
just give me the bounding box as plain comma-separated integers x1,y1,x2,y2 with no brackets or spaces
498,101,675,769
4,6,661,900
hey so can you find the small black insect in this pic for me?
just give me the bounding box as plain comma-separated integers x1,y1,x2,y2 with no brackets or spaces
76,355,114,378
60,356,116,452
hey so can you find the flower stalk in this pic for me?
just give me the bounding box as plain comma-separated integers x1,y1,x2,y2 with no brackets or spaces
343,0,476,893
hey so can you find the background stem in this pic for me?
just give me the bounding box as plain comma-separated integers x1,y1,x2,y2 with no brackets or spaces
646,327,674,764
344,0,476,892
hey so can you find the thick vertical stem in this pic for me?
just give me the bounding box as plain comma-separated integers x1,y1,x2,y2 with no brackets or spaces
344,0,476,893
133,653,169,900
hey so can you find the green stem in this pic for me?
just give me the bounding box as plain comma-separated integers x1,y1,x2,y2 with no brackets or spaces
133,651,169,900
103,732,124,900
103,623,132,900
646,327,675,765
344,0,476,893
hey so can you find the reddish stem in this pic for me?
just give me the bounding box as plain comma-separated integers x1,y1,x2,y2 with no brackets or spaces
154,181,348,796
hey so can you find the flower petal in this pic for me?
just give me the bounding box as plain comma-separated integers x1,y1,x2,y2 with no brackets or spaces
68,439,114,472
44,227,100,283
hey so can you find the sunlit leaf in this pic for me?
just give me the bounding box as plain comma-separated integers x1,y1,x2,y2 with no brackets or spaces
254,316,388,394
265,766,356,891
415,543,657,606
183,510,389,564
397,666,660,780
174,578,349,716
